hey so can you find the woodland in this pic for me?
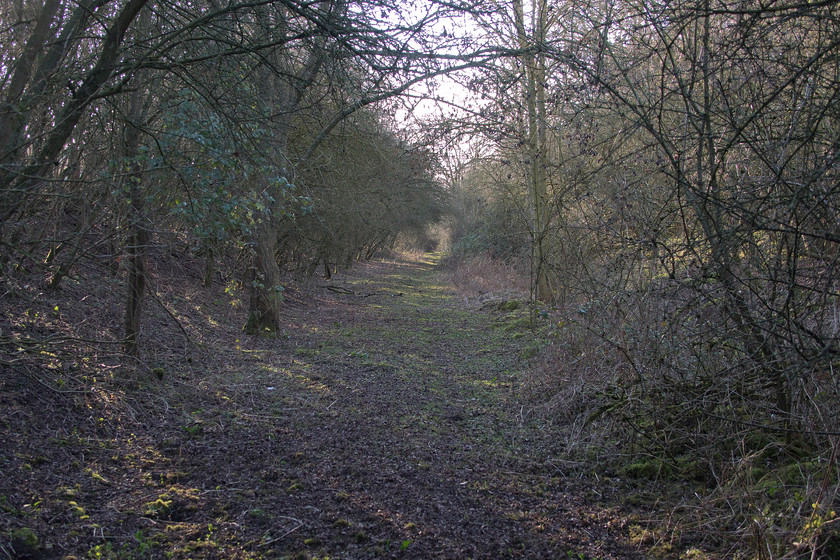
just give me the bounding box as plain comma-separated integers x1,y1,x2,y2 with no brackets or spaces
1,0,840,558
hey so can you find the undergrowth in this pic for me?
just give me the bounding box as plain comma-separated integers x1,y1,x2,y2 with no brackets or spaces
451,253,840,560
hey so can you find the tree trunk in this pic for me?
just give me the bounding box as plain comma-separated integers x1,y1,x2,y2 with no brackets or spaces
514,0,554,304
124,185,147,357
244,221,283,335
121,5,151,357
203,242,215,288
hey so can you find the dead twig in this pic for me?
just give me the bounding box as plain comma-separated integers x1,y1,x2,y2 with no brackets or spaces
258,517,304,547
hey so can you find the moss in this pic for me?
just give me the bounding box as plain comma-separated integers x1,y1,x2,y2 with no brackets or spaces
10,527,39,555
503,317,531,332
628,524,654,545
67,501,89,520
142,487,199,521
181,539,218,553
650,543,674,558
518,344,541,359
764,461,821,486
624,491,658,506
0,495,19,515
85,468,109,483
497,300,522,311
621,460,663,480
57,486,79,499
674,458,711,482
680,547,713,559
144,497,173,518
747,466,768,483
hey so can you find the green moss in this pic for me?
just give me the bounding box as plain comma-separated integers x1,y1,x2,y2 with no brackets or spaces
144,497,173,518
0,495,19,515
497,300,522,311
519,344,541,359
10,527,39,555
503,317,532,332
57,486,79,499
142,487,199,521
628,524,654,545
762,461,821,486
747,466,768,483
650,542,674,558
85,468,109,484
67,501,89,520
680,547,713,559
621,460,663,480
674,458,711,482
624,491,658,506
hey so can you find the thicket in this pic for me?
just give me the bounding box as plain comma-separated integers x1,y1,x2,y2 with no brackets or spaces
446,1,840,557
0,0,448,354
3,0,840,556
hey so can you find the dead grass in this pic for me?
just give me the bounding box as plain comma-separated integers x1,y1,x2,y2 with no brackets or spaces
521,280,840,560
446,254,530,305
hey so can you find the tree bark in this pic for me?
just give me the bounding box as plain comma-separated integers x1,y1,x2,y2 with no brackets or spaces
124,179,148,357
243,2,332,333
122,5,151,357
244,221,284,335
514,0,554,304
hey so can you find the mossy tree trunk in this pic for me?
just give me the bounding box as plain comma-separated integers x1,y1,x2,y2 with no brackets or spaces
244,220,284,334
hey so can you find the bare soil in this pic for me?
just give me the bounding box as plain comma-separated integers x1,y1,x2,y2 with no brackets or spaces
1,254,653,559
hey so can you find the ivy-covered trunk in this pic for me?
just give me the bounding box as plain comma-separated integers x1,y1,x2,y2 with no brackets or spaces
244,220,283,334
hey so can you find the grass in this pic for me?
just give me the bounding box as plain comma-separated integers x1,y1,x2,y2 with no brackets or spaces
1,252,655,559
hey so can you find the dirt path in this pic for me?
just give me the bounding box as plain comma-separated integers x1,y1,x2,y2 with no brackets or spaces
199,256,643,559
1,255,644,559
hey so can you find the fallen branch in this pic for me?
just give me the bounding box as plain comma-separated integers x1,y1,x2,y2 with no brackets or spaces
325,285,354,294
258,517,304,547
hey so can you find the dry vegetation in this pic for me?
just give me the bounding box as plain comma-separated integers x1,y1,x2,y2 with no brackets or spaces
2,249,663,560
445,254,840,560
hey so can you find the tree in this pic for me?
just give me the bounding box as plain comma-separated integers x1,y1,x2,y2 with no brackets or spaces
1,0,478,351
0,0,149,227
512,0,554,303
579,0,840,425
